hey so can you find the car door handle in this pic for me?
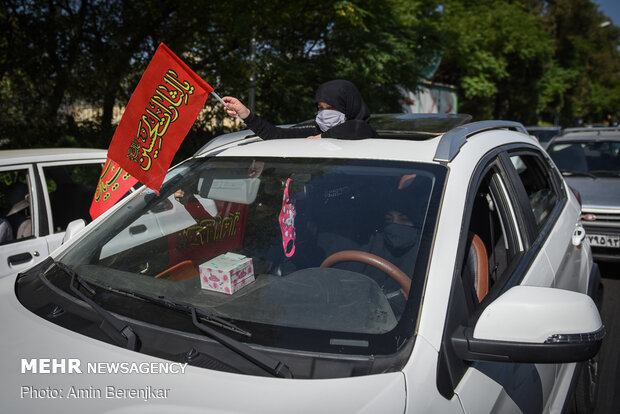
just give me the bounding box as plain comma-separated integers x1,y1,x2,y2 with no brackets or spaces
572,225,586,247
129,224,147,235
8,252,33,266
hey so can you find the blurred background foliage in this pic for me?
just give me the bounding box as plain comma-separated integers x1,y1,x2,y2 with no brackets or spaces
0,0,618,160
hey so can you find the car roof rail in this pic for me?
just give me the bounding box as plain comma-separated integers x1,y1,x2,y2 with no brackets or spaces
194,122,306,156
561,126,620,134
434,120,528,163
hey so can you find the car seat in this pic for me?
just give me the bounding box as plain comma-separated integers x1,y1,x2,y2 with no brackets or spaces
6,182,32,239
465,232,489,302
46,167,93,232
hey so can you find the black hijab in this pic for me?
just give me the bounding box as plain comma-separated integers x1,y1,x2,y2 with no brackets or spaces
244,79,376,140
315,80,371,122
315,80,376,139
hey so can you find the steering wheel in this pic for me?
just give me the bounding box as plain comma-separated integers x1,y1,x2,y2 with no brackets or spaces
320,250,410,298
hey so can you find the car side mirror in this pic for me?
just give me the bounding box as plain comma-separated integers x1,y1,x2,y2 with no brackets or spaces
62,219,86,244
452,285,604,363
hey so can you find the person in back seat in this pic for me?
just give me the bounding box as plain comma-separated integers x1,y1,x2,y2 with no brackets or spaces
0,217,13,243
6,182,32,239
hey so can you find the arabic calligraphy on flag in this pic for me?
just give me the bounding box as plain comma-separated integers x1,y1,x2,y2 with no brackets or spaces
89,158,138,219
107,43,213,192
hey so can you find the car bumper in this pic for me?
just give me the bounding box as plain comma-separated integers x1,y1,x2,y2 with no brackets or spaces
591,249,620,263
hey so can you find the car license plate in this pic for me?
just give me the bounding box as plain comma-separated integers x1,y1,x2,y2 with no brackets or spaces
587,234,620,248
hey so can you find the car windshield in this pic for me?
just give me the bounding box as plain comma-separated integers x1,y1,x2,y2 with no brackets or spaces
528,129,560,145
54,155,445,355
548,140,620,177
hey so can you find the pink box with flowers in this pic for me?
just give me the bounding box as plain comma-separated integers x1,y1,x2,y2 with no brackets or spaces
199,252,255,294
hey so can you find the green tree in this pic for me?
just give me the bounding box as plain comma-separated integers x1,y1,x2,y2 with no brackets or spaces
2,0,618,155
190,0,445,124
434,0,553,122
1,0,445,156
434,0,620,125
542,0,620,125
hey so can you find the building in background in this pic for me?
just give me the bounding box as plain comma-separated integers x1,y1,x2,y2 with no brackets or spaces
399,82,458,114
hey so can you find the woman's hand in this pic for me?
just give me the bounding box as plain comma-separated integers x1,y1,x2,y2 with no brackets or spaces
306,134,322,139
174,189,185,202
222,96,251,120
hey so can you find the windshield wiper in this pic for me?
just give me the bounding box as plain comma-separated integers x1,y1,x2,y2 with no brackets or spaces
559,169,597,179
109,287,251,337
43,261,291,378
108,286,292,378
190,308,293,378
47,260,139,351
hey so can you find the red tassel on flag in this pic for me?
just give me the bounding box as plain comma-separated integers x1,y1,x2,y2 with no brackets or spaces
107,42,213,193
89,158,138,220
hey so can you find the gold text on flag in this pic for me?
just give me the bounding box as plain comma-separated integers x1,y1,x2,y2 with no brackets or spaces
127,69,196,171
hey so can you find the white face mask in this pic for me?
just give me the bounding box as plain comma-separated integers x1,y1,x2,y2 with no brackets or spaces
315,109,345,132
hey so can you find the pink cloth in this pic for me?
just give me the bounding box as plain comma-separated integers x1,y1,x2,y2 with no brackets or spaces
279,178,296,257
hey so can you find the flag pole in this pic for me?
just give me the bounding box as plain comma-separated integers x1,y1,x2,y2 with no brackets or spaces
211,91,245,124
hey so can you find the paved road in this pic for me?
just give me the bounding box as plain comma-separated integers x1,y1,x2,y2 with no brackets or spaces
594,262,619,414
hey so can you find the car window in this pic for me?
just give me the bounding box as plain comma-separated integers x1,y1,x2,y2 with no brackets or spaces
547,140,620,177
461,166,522,309
42,163,103,233
436,158,525,396
55,156,447,356
0,168,34,244
528,129,560,145
509,154,558,229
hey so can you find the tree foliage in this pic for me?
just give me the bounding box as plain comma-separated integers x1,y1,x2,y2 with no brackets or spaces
543,0,620,125
0,0,618,157
0,0,444,157
434,0,620,124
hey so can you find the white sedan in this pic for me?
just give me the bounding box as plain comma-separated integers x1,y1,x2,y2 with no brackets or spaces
0,148,107,278
2,115,603,413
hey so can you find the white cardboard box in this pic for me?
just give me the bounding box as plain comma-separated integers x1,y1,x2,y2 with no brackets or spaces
199,253,255,294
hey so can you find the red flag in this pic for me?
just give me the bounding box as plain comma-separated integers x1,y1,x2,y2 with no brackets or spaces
107,43,213,191
89,158,139,219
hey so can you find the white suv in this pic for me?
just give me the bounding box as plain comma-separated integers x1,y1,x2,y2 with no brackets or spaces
2,116,603,413
0,148,107,278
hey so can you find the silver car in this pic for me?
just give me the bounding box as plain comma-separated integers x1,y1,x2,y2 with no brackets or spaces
526,125,562,148
547,127,620,262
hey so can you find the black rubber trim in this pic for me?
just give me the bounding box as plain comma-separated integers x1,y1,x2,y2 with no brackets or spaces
452,326,604,363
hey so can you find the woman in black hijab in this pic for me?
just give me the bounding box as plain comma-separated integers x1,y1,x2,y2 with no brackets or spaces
222,79,377,140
